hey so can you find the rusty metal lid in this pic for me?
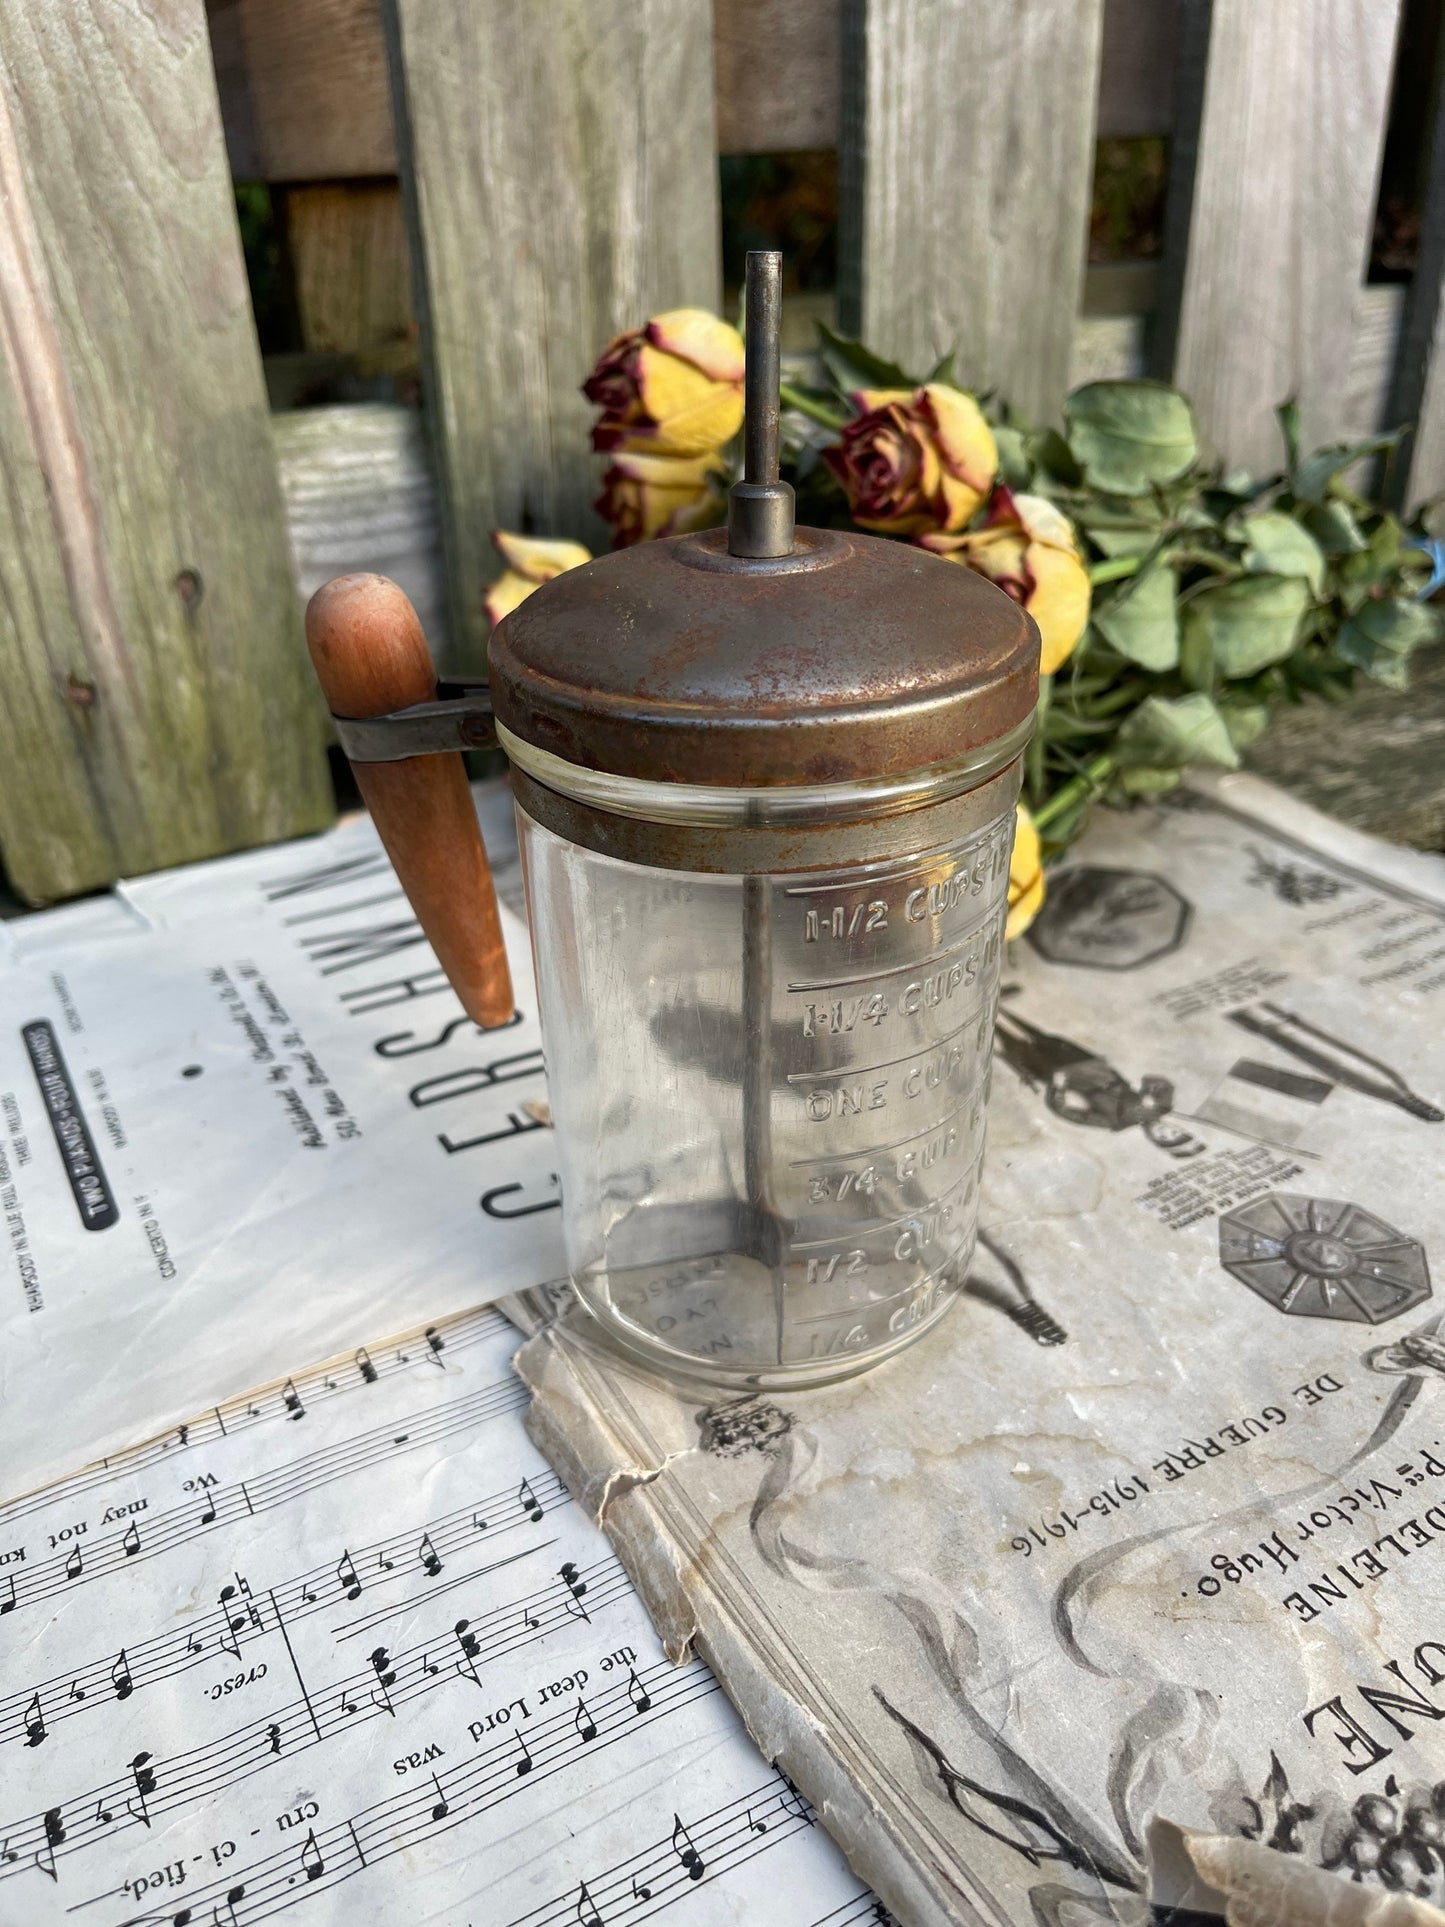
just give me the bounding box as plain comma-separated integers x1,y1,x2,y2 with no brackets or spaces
488,523,1038,789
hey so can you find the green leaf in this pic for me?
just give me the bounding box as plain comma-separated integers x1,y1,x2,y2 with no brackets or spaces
1241,510,1325,595
814,322,914,398
1064,381,1199,495
993,423,1032,490
1221,702,1271,752
1180,574,1312,680
924,349,958,387
1091,562,1180,670
1304,500,1367,554
1293,433,1399,504
1117,767,1183,798
1338,595,1440,672
1086,524,1161,559
1030,428,1083,487
1115,693,1241,771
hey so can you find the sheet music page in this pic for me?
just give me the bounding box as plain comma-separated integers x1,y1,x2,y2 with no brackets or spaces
515,775,1445,1927
0,1298,882,1926
0,787,565,1496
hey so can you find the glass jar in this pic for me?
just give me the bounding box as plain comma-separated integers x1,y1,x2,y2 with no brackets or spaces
509,732,1020,1387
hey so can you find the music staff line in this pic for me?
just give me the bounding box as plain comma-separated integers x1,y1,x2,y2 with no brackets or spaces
0,1306,508,1529
104,1660,721,1926
0,1375,529,1619
508,1772,817,1927
1,1470,573,1753
4,1550,635,1886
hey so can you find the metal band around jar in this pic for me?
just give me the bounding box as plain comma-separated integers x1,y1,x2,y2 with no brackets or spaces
507,756,1025,876
494,711,1034,830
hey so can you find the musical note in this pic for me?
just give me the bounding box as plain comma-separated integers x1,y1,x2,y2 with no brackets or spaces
521,1605,541,1633
94,1796,114,1825
631,1874,653,1902
518,1476,543,1523
428,1772,449,1821
574,1879,603,1927
375,1547,395,1574
266,1722,282,1756
777,1774,813,1826
355,1345,378,1384
573,1694,597,1743
335,1550,362,1601
129,1752,157,1827
453,1619,482,1688
23,1691,47,1747
747,1807,768,1835
336,1685,358,1718
281,1379,305,1422
63,1543,83,1581
471,1510,488,1533
121,1519,142,1557
0,1574,13,1613
37,1807,64,1880
626,1667,652,1715
0,1837,15,1863
559,1561,590,1622
298,1828,324,1882
512,1728,533,1777
219,1576,259,1658
369,1647,396,1715
219,1881,246,1924
425,1326,446,1365
417,1531,442,1579
111,1649,134,1701
185,1631,203,1656
197,1493,218,1527
671,1813,705,1881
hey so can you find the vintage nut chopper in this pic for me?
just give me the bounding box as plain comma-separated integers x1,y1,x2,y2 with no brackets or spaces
306,253,1039,1388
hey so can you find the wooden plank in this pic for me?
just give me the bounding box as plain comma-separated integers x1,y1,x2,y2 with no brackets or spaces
1385,13,1445,517
382,0,721,669
839,0,1103,425
1095,0,1178,139
286,181,415,367
205,0,396,180
0,0,332,904
205,0,1175,181
1154,0,1402,476
272,404,447,653
714,0,838,152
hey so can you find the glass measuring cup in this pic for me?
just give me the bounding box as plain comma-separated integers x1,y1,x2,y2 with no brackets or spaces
519,791,1013,1384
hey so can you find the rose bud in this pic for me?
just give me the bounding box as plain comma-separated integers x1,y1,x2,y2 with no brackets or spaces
585,309,745,458
821,383,997,537
595,449,726,548
923,488,1091,676
484,531,591,628
1006,803,1044,941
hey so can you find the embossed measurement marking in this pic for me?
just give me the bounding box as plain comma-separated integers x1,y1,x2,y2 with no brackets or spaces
788,1103,967,1168
787,1158,980,1251
786,923,995,995
785,1012,980,1085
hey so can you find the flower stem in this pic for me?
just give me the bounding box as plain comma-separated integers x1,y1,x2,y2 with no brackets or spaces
1087,555,1144,586
1033,753,1115,831
778,381,849,432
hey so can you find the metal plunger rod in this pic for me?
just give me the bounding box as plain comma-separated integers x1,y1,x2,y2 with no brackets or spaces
743,251,782,484
728,251,795,558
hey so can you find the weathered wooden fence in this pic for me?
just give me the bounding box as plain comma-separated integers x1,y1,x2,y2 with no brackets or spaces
0,0,1441,903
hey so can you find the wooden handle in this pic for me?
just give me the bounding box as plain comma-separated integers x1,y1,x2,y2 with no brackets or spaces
305,574,515,1029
